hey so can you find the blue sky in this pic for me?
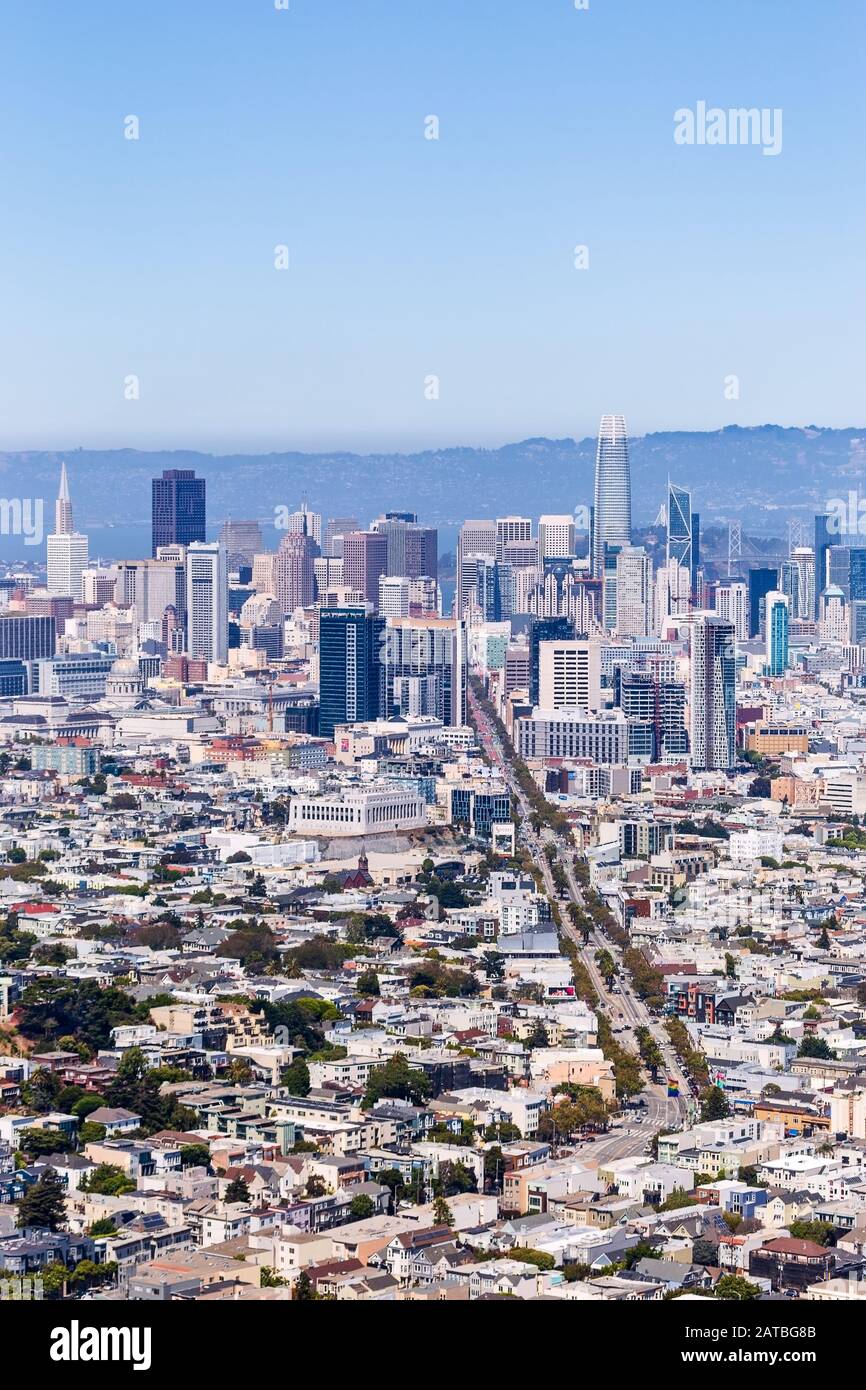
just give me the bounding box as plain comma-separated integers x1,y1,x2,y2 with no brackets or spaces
0,0,862,452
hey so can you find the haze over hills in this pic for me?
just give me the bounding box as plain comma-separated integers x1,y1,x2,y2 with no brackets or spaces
1,424,864,545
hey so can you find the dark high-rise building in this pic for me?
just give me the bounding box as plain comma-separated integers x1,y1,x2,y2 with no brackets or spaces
691,511,700,597
318,606,385,739
530,616,575,704
747,567,778,638
814,513,832,618
0,614,55,661
152,470,206,556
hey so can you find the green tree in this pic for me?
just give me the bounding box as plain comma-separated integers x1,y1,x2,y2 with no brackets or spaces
715,1274,761,1301
292,1268,316,1300
224,1176,250,1204
81,1164,137,1197
700,1086,731,1122
362,1053,431,1109
180,1144,211,1169
433,1195,453,1226
797,1035,836,1060
281,1057,311,1097
16,1167,66,1231
348,1193,376,1220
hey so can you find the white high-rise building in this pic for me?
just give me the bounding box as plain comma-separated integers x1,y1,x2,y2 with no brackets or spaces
46,462,89,601
538,515,576,561
819,585,847,643
592,415,631,577
186,542,228,664
284,505,322,548
538,639,601,713
715,581,749,642
655,557,692,634
615,546,652,637
378,574,411,618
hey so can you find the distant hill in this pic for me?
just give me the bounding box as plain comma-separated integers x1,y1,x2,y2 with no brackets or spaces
1,424,863,537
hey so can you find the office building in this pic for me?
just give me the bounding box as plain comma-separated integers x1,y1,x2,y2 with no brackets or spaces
151,470,206,555
457,520,497,615
219,520,263,566
274,528,317,614
538,515,576,561
615,546,652,637
537,639,601,712
814,513,833,617
185,542,228,665
819,585,847,643
46,463,88,602
591,414,631,577
342,531,389,607
324,518,360,557
495,516,532,561
318,606,385,740
529,616,575,704
748,567,778,638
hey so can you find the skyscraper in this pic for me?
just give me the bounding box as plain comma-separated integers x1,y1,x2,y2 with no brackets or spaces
342,531,389,606
765,591,789,676
275,528,317,614
185,542,228,664
747,567,778,638
666,481,694,583
383,616,466,725
614,546,652,637
537,639,601,712
495,516,532,561
46,463,89,603
529,616,575,704
591,414,631,577
538,515,576,561
152,470,206,556
814,513,832,617
457,520,497,615
219,519,263,567
318,606,384,739
689,615,736,770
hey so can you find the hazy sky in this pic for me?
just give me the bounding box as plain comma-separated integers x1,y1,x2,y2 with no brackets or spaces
0,0,862,453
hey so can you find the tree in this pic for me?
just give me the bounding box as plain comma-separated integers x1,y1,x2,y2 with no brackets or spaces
436,1160,477,1197
16,1167,66,1231
180,1144,211,1169
788,1219,836,1247
349,1193,376,1220
88,1218,119,1237
715,1274,761,1301
356,970,380,998
433,1195,453,1227
700,1086,731,1122
225,1176,250,1204
362,1053,431,1109
798,1035,836,1060
281,1057,311,1097
507,1247,555,1271
658,1188,698,1212
692,1237,717,1266
81,1164,136,1197
292,1269,316,1300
